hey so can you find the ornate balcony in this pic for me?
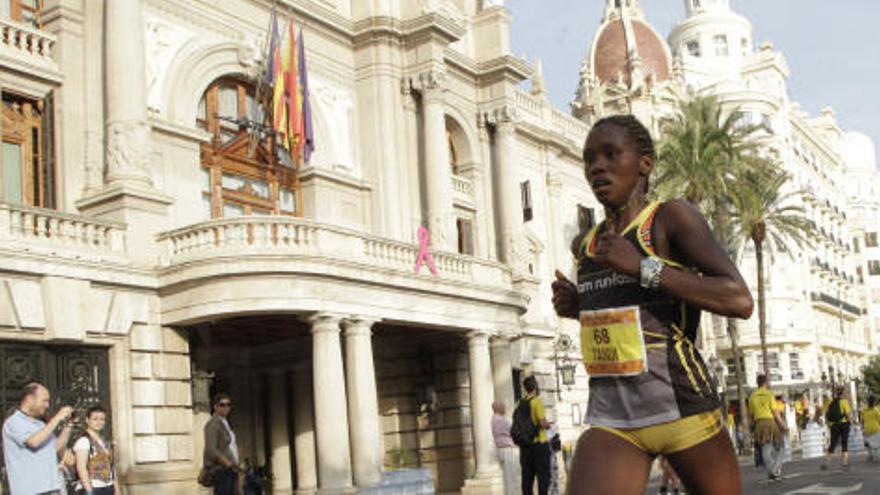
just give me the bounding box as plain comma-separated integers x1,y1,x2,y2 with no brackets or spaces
0,203,128,263
0,17,58,77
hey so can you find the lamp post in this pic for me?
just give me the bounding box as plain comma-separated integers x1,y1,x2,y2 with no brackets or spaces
554,334,576,400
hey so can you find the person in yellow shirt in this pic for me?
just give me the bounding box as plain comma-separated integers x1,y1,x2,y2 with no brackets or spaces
748,374,787,480
519,376,550,495
822,386,853,470
861,396,880,462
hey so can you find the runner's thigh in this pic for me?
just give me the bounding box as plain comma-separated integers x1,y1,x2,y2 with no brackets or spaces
565,428,652,495
667,431,742,495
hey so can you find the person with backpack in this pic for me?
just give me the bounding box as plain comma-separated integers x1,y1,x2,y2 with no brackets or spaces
822,386,853,470
510,376,550,495
72,406,118,495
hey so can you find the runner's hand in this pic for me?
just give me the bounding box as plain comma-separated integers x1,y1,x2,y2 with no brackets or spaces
593,230,642,276
552,270,578,319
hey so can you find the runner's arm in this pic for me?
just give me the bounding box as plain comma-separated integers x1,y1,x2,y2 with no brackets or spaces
654,200,753,319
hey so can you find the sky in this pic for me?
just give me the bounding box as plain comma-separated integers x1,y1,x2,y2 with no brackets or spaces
505,0,880,168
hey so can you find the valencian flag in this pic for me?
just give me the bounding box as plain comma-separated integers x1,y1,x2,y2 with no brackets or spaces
270,18,288,150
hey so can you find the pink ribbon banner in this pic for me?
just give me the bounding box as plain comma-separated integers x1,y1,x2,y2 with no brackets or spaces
415,226,439,276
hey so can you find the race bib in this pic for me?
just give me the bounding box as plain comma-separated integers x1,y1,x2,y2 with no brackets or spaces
580,306,648,377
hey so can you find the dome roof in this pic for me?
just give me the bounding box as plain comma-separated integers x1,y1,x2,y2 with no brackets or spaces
591,16,671,87
843,132,878,173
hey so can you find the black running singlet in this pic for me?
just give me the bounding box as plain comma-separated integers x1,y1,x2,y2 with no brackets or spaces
577,201,719,428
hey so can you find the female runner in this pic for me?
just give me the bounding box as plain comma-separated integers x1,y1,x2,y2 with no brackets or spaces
552,115,753,494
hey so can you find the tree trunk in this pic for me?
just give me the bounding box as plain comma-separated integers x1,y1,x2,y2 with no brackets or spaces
713,208,752,454
755,240,770,378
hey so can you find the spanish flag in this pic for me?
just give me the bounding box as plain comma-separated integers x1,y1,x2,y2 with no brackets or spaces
271,19,288,150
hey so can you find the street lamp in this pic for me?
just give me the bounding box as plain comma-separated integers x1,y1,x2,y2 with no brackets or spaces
554,334,576,399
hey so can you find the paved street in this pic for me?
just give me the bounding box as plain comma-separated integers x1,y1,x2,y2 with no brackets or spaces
645,453,880,494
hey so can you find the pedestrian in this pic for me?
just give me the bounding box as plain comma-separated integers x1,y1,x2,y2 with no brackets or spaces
748,374,786,480
2,381,75,495
554,115,752,494
822,386,853,470
491,401,520,495
73,406,118,494
510,376,550,495
861,396,880,461
201,393,242,495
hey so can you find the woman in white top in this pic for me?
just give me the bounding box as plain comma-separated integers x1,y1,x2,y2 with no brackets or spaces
73,406,117,495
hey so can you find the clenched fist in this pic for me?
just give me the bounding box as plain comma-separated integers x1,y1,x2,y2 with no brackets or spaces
552,270,579,320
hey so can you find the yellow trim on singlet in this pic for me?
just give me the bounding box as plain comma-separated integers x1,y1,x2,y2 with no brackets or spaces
580,201,661,258
672,324,704,397
643,330,666,339
689,342,712,393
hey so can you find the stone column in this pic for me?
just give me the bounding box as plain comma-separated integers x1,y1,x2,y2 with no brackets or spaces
490,108,523,267
268,371,294,493
490,336,516,409
343,318,383,487
415,70,456,251
293,368,318,493
468,331,501,478
104,0,151,185
310,313,353,490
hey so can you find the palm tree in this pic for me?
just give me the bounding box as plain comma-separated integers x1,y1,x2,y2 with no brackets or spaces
654,95,762,452
728,167,813,378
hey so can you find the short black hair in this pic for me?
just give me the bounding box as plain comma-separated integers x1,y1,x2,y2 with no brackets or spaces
523,376,538,394
20,382,43,403
756,374,767,387
586,115,656,161
86,405,107,418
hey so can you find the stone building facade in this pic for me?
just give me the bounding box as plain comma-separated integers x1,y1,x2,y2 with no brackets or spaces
0,0,596,493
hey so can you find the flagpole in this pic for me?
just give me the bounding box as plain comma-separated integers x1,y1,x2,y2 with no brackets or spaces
249,0,277,158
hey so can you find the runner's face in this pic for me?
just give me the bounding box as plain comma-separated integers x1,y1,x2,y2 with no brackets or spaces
583,125,648,208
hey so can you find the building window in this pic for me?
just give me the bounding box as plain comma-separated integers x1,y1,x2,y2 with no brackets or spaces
757,353,782,383
789,353,804,381
456,218,474,255
713,35,729,57
448,131,459,175
577,205,595,233
686,40,701,58
1,91,54,209
5,0,44,29
521,180,533,222
869,260,880,276
866,232,878,248
741,37,749,56
197,77,300,219
692,0,701,8
854,237,861,253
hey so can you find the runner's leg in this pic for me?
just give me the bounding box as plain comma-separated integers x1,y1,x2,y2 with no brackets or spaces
666,431,742,494
565,428,653,495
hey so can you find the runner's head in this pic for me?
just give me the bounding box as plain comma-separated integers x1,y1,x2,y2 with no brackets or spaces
523,375,539,397
756,373,768,388
582,115,655,209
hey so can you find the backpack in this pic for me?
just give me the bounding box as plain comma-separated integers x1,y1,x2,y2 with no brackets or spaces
826,398,843,424
510,398,538,447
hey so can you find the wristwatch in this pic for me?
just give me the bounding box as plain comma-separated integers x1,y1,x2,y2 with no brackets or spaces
640,256,664,290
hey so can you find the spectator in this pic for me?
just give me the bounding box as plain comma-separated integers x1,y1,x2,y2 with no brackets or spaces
202,393,242,495
516,376,550,495
73,406,118,494
748,374,786,480
862,396,880,461
491,401,519,495
2,382,74,495
822,386,853,470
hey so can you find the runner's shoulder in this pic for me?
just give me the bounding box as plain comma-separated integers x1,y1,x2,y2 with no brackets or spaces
654,199,710,236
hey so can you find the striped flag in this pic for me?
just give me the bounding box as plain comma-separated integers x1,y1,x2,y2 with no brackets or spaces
284,18,301,154
271,18,289,149
297,32,314,164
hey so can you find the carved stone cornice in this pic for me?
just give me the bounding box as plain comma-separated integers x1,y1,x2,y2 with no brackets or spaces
404,69,448,101
483,106,519,134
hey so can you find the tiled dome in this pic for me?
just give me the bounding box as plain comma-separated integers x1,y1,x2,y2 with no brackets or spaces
592,17,671,86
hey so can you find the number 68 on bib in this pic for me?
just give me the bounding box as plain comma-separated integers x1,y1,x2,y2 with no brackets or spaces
579,306,649,377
